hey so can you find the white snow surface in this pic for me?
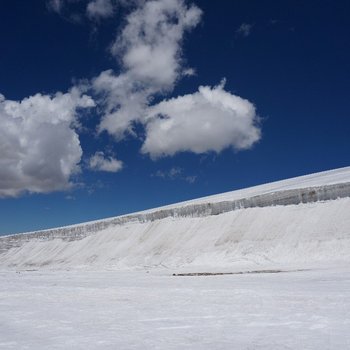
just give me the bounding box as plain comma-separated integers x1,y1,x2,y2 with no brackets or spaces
1,268,350,349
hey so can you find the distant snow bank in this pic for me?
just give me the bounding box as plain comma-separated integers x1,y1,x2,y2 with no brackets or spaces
1,166,350,270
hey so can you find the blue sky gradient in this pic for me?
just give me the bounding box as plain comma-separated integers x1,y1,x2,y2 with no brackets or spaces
0,0,349,235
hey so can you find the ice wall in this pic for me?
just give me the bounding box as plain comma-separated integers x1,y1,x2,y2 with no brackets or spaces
0,196,349,270
0,181,350,270
1,181,350,249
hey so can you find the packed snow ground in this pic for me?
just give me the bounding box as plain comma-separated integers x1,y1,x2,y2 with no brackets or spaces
1,268,350,349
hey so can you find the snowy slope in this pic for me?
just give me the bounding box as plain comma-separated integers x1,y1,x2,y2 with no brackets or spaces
0,166,350,270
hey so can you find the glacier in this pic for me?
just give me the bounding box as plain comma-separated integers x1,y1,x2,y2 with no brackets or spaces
1,166,350,350
0,166,350,270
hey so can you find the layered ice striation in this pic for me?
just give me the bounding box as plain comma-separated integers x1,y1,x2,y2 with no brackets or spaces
1,182,350,248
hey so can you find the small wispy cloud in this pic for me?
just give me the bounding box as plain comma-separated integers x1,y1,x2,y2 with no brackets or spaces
47,0,64,13
184,175,197,184
236,23,253,37
88,152,123,172
65,195,76,200
87,0,115,20
153,167,197,184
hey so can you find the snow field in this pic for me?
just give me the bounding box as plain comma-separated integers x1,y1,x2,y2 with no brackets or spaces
1,268,350,349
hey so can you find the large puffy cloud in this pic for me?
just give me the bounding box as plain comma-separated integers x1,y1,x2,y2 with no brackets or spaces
111,0,202,91
92,70,149,139
90,1,261,162
0,89,94,197
141,81,261,158
48,0,203,142
46,0,262,168
93,0,202,139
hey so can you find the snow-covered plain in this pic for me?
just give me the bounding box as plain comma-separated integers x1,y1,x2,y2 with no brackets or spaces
1,166,350,349
1,268,350,349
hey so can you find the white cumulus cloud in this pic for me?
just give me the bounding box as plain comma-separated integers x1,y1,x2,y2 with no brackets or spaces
92,70,149,139
111,0,202,91
93,0,202,139
88,152,123,172
0,89,95,197
141,81,261,158
46,0,262,168
90,1,261,161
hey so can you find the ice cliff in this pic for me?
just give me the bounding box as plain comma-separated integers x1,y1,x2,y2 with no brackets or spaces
1,167,350,269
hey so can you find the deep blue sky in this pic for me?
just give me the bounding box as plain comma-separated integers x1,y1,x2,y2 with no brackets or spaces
0,0,349,235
